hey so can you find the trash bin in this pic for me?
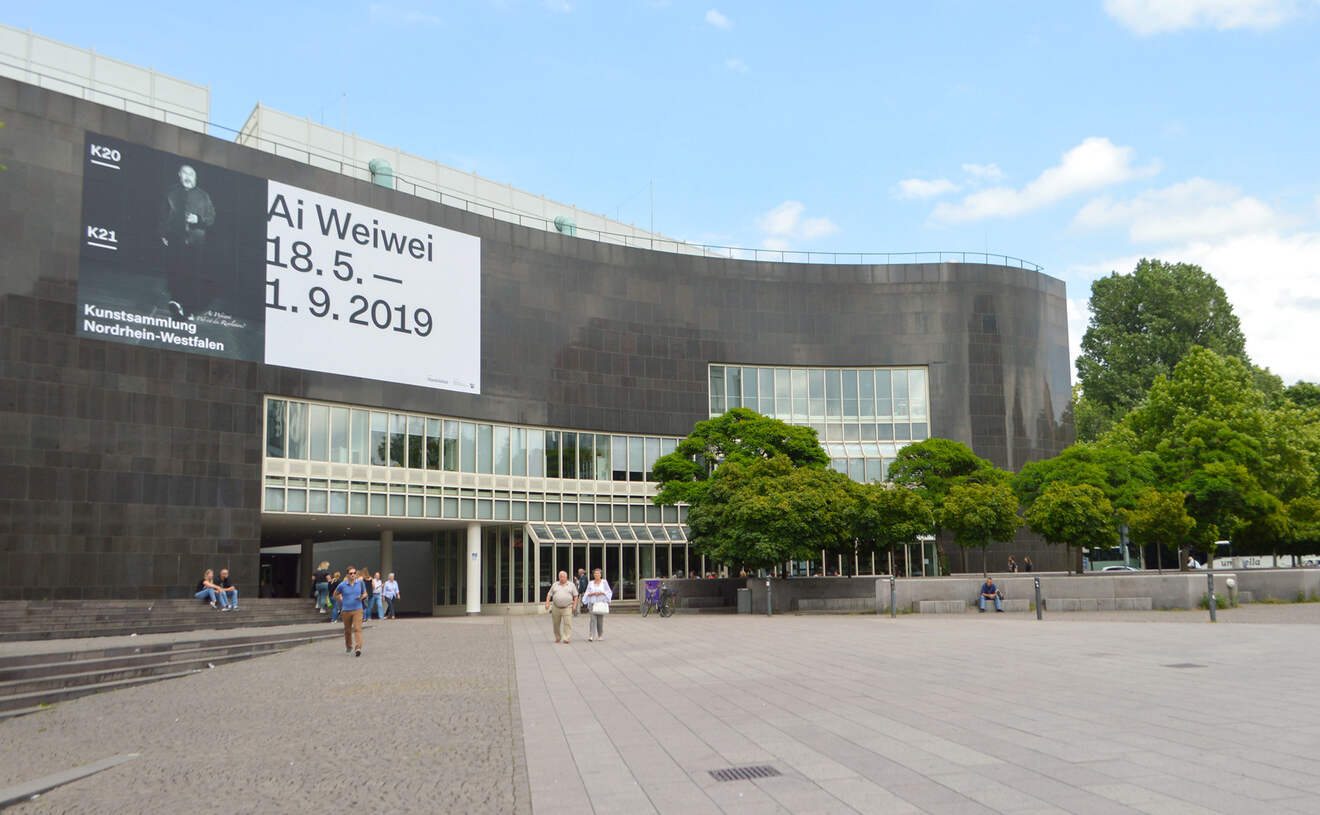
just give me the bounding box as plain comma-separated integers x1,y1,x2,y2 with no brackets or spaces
736,588,751,614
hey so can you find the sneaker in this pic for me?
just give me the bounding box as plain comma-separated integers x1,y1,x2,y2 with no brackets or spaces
354,648,361,657
210,600,217,609
996,609,1004,613
231,606,239,611
346,648,352,655
319,608,325,614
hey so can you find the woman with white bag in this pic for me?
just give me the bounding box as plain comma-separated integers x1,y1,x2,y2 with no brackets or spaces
584,567,613,642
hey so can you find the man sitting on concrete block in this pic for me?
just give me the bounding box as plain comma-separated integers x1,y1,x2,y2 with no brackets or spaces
979,576,1004,613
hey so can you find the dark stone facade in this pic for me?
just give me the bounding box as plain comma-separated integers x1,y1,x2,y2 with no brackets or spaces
0,78,1073,600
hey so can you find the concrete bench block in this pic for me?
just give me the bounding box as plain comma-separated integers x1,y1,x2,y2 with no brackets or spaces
1114,597,1153,611
915,600,967,614
797,597,876,612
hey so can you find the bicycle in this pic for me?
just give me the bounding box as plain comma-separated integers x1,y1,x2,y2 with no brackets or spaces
641,582,676,618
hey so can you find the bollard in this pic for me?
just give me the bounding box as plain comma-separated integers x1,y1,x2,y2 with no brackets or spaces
889,575,896,619
765,579,772,617
1206,571,1217,622
1034,577,1042,621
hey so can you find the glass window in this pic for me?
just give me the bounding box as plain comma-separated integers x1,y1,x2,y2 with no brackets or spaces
578,434,594,481
528,430,545,478
408,416,424,469
330,491,348,513
307,404,329,461
612,436,627,481
661,438,677,457
350,492,368,514
864,458,885,484
512,428,527,476
759,368,775,415
369,412,387,465
876,371,892,419
389,414,406,467
286,489,306,512
709,365,725,415
858,370,875,420
595,434,610,480
492,426,510,475
775,368,792,421
877,423,894,441
350,409,368,464
265,399,286,458
443,420,459,471
264,487,284,510
561,432,577,479
425,418,441,471
630,505,645,523
842,370,858,420
912,422,928,440
910,368,928,420
791,369,808,421
893,370,910,419
808,369,825,422
285,402,308,459
726,366,742,410
645,438,660,481
460,423,476,472
545,431,560,478
330,407,349,463
477,424,493,474
826,369,842,419
743,367,758,408
628,437,644,482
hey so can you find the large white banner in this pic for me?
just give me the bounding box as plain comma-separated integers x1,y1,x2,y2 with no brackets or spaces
263,181,481,393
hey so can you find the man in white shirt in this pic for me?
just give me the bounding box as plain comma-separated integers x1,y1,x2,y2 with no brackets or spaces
544,571,578,644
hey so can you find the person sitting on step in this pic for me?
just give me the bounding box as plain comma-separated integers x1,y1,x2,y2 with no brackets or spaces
194,569,225,609
978,575,1004,613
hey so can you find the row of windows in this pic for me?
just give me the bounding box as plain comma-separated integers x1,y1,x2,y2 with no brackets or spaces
527,523,688,544
262,475,687,522
265,398,679,481
709,365,929,426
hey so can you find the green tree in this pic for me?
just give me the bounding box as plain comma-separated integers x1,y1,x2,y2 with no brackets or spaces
848,482,935,564
1023,482,1116,573
887,437,1006,508
652,407,828,507
685,455,855,571
1128,488,1195,571
1283,381,1320,410
937,482,1020,573
1011,441,1156,517
1076,259,1247,439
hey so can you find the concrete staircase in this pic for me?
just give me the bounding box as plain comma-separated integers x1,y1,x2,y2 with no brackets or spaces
0,599,328,642
0,628,339,720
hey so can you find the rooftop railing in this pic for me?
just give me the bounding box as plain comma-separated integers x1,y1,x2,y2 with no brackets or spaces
2,58,1044,273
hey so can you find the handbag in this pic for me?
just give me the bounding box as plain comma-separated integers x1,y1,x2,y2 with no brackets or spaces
591,601,610,615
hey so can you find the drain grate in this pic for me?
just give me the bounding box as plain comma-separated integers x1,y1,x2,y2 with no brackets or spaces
1164,663,1207,669
709,765,781,783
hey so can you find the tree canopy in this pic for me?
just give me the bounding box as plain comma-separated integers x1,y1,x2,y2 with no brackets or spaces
937,482,1020,565
1075,259,1248,440
1023,482,1116,570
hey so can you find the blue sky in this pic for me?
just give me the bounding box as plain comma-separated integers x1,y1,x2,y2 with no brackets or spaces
9,1,1320,382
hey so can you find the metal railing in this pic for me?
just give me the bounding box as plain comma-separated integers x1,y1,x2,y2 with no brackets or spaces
1,58,1044,273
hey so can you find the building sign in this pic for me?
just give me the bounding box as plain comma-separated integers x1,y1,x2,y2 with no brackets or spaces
77,133,481,394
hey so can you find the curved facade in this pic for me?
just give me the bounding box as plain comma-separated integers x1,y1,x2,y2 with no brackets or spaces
0,77,1073,605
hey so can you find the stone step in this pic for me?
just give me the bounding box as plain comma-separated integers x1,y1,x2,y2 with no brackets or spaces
0,631,338,677
915,600,967,613
1042,597,1153,611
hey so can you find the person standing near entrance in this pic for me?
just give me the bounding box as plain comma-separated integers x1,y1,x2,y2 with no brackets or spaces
584,567,612,642
335,567,366,656
544,571,578,643
382,573,400,619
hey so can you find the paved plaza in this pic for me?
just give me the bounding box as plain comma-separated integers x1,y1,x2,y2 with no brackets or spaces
3,606,1320,813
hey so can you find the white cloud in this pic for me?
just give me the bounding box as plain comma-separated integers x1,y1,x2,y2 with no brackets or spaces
895,178,960,199
705,8,732,28
961,162,1004,181
725,57,749,73
1073,178,1280,243
1103,0,1313,35
1067,297,1089,384
756,201,840,250
368,3,444,25
1072,230,1320,384
932,137,1159,223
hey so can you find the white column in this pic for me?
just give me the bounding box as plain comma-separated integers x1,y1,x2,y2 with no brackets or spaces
465,522,481,615
380,529,394,577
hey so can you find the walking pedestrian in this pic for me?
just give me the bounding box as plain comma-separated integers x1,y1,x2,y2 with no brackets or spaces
584,567,612,642
314,561,331,613
334,566,366,657
1024,556,1033,573
329,571,343,621
1008,555,1018,573
360,567,375,621
371,571,385,621
544,570,578,643
382,573,401,619
573,568,588,616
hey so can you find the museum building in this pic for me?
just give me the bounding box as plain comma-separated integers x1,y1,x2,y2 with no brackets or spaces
0,30,1074,613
